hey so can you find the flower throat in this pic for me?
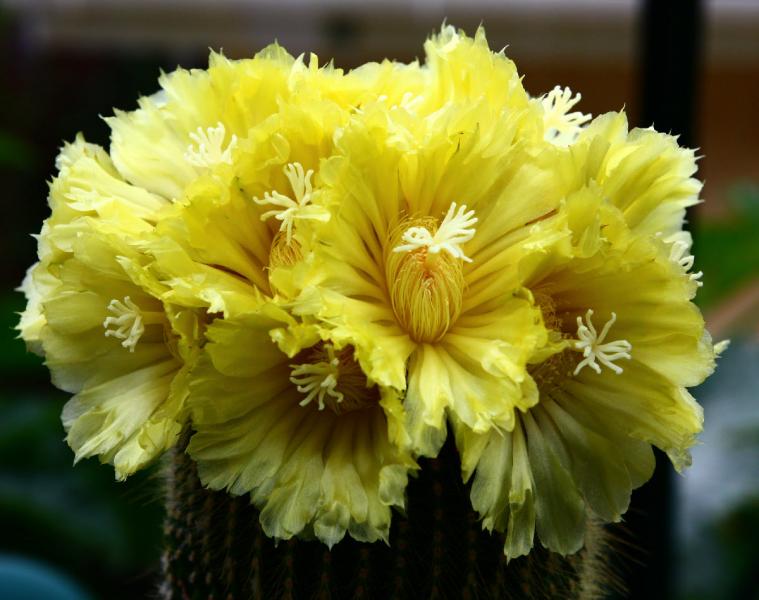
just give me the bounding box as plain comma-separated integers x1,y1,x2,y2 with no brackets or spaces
289,344,379,415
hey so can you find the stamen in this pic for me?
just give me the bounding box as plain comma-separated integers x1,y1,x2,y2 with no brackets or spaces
102,296,163,352
184,122,238,168
572,309,632,375
253,162,330,244
290,344,344,411
268,230,304,269
669,240,704,287
393,202,477,262
540,86,591,146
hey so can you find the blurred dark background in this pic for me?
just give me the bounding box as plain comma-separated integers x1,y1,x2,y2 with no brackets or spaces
0,1,757,598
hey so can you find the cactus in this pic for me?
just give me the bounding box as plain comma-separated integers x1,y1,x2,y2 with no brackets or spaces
160,437,613,600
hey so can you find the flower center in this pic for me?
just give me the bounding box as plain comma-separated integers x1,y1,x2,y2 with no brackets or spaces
571,309,632,375
184,122,238,168
386,210,468,343
539,86,591,146
253,162,330,245
289,344,378,415
531,296,633,386
103,296,164,352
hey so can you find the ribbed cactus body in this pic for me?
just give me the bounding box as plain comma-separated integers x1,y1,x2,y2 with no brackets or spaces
161,439,610,599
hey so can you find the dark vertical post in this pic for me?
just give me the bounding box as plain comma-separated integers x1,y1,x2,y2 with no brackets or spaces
640,1,704,148
632,2,704,600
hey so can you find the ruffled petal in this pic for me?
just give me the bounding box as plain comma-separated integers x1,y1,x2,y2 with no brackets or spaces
569,111,702,238
16,262,60,355
563,359,703,471
62,358,182,480
422,25,533,121
49,134,167,223
406,343,520,457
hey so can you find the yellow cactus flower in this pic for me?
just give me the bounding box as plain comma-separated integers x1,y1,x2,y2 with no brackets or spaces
17,25,717,561
25,224,200,480
186,305,414,546
18,133,197,479
458,185,714,559
304,97,555,458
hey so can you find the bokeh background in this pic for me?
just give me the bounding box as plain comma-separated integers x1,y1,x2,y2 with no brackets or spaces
0,1,757,598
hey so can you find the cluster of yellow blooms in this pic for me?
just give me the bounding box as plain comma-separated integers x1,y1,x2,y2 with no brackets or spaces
19,27,717,559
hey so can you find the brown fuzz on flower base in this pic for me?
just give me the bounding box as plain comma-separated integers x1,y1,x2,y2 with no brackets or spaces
534,291,564,333
161,435,618,600
531,291,582,390
529,350,579,393
386,216,465,343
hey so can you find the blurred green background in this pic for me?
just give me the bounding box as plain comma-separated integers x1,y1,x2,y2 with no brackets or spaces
0,2,757,599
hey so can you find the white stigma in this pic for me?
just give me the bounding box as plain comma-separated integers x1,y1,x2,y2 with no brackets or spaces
184,122,238,168
253,162,330,244
540,86,591,146
393,202,478,262
103,296,145,352
290,344,344,411
669,240,704,287
572,309,632,375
